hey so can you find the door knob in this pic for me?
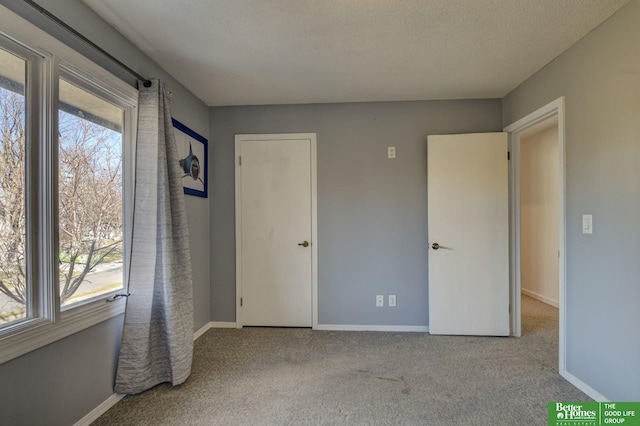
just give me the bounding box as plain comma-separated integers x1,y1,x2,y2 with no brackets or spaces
298,241,310,248
431,242,451,250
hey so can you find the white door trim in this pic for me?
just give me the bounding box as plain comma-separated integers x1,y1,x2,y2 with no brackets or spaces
504,97,566,375
234,133,318,329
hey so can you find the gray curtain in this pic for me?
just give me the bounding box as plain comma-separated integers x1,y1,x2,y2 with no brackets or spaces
115,79,194,395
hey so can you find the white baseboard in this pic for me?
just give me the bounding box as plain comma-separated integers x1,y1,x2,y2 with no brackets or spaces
210,321,237,328
561,369,610,402
193,322,212,340
315,324,429,332
193,321,237,341
73,392,125,426
521,288,559,308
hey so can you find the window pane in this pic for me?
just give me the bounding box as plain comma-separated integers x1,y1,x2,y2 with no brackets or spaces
58,79,124,308
0,47,28,326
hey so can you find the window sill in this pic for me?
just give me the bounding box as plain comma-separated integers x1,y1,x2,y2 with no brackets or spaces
0,298,125,365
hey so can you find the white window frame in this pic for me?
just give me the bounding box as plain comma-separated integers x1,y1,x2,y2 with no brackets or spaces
0,5,137,364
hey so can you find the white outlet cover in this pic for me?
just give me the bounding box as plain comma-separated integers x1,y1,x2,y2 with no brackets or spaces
388,146,396,158
376,295,384,307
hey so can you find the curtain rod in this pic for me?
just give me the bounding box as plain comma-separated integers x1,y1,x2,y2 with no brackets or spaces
23,0,152,88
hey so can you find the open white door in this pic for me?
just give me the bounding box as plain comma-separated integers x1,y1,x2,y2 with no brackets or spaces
428,133,509,336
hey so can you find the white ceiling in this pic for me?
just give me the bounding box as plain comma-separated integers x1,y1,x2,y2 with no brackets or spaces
83,0,629,107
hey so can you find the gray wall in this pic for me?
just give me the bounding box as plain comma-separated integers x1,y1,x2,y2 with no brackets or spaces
210,100,502,325
503,0,640,401
0,1,210,424
0,320,123,425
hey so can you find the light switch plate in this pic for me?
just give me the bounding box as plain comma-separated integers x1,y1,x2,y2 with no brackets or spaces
582,214,593,234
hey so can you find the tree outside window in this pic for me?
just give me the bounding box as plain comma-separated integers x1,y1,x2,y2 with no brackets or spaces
0,74,125,324
0,47,27,325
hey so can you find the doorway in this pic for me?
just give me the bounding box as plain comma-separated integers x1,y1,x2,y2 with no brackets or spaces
504,97,566,373
520,118,559,309
234,133,318,328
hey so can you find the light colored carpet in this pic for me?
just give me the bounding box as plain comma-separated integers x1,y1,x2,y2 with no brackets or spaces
93,295,589,425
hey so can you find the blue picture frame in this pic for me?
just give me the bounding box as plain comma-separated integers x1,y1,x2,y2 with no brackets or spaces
172,118,208,198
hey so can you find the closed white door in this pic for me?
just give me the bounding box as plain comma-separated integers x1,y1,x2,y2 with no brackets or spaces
236,134,315,327
428,133,509,336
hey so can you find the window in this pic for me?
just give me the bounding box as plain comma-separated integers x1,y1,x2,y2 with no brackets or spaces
0,9,137,363
0,46,28,326
58,76,125,308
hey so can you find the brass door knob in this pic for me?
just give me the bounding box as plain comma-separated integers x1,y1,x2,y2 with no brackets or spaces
298,241,310,248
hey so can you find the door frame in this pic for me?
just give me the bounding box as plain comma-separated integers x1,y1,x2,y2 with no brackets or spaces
504,97,566,373
234,133,318,329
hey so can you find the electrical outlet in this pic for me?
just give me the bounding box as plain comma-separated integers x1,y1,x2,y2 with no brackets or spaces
388,146,396,159
376,295,384,307
389,295,396,307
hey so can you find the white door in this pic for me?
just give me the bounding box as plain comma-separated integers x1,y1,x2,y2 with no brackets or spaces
236,134,316,327
428,133,509,336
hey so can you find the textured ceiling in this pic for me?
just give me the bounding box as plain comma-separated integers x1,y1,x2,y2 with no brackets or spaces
83,0,630,106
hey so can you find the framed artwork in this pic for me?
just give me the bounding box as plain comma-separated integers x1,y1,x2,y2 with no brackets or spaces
172,118,208,198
